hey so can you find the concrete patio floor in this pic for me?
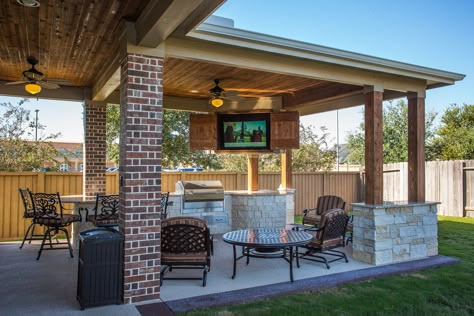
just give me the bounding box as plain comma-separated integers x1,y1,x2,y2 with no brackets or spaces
0,235,458,315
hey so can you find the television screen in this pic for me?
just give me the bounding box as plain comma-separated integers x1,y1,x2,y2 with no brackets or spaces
218,113,270,150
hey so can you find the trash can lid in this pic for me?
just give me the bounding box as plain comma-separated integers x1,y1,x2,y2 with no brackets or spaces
79,228,123,241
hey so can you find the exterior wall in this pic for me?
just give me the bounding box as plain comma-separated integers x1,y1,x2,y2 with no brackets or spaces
352,202,438,265
119,53,163,304
84,102,106,195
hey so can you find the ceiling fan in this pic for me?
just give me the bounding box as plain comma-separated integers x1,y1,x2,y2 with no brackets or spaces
208,79,244,107
5,57,60,95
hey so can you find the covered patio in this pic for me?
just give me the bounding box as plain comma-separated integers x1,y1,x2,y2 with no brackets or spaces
0,237,457,314
0,0,465,309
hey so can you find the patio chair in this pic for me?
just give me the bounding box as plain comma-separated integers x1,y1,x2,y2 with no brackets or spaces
19,188,44,249
302,195,346,227
29,192,81,260
160,192,170,220
345,215,353,246
86,194,119,227
160,217,211,287
297,208,349,269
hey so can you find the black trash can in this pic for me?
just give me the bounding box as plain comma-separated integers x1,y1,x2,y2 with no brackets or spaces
77,228,124,310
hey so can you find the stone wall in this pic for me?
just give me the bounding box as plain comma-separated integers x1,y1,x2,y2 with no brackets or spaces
352,202,438,265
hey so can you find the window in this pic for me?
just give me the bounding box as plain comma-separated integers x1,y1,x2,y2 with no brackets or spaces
59,164,70,172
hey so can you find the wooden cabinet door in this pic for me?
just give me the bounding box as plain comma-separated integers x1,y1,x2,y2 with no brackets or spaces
189,114,217,150
270,111,299,150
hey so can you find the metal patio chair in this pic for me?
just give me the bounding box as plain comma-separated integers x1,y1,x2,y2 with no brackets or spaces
160,192,170,220
302,195,346,227
29,192,81,260
19,188,44,249
298,208,349,269
160,217,211,287
86,194,119,227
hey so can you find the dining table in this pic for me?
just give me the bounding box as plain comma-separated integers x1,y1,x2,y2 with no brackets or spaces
61,195,97,249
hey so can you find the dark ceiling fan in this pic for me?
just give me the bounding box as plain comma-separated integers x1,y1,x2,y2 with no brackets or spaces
5,57,61,94
208,79,244,107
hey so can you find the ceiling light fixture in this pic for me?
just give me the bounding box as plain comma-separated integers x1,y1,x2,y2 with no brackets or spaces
25,83,42,95
210,97,224,108
17,0,40,7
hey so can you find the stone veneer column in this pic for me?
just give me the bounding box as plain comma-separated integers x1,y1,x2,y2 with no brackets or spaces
352,202,438,265
83,101,106,196
119,53,163,304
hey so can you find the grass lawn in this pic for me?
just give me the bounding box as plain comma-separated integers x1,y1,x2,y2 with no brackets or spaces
180,216,474,315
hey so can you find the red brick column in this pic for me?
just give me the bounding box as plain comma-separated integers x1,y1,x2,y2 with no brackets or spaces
84,101,106,196
119,53,163,304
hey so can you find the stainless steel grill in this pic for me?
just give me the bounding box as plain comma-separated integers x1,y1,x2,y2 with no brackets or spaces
175,180,225,214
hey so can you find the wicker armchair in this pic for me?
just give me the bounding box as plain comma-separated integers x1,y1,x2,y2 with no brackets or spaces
19,188,44,249
160,217,211,286
302,195,346,227
86,194,119,227
298,208,349,269
29,192,81,260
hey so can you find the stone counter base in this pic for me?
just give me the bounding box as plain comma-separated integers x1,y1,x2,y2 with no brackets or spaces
351,202,439,265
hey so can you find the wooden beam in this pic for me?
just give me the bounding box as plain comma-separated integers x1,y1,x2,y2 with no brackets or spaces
283,83,363,109
172,0,227,36
281,150,293,189
408,93,426,202
135,0,207,47
248,155,259,192
364,89,384,204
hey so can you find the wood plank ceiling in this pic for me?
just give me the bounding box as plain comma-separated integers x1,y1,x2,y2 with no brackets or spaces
0,0,363,107
0,0,151,86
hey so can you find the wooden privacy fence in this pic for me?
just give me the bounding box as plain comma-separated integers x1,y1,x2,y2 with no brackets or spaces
2,161,471,240
382,160,474,217
0,171,362,240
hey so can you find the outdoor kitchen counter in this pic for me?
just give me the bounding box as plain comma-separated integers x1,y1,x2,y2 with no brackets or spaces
167,189,296,232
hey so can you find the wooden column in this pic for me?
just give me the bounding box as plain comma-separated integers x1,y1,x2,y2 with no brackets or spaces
364,88,384,204
281,149,292,189
408,92,426,202
248,154,259,192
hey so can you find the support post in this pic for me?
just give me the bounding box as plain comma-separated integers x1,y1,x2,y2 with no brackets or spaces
281,149,293,189
408,92,426,202
364,86,384,204
248,154,259,192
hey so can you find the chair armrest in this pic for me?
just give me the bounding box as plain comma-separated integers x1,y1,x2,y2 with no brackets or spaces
83,207,95,222
303,226,322,232
303,207,318,216
62,206,82,221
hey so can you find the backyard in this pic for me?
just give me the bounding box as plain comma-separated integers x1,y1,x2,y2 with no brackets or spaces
181,216,474,316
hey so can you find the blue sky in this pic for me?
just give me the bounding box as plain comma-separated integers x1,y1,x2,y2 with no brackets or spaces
1,0,472,144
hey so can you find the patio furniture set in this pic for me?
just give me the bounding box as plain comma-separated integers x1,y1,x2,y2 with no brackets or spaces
19,188,352,287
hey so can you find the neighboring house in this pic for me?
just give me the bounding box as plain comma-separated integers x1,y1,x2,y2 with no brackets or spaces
44,142,117,172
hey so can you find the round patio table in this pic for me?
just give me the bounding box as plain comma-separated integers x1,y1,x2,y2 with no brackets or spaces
222,228,313,282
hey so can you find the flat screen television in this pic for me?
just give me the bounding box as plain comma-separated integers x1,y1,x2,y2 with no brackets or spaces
217,113,270,150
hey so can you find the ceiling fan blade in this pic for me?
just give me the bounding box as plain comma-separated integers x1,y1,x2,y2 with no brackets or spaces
4,80,29,86
222,90,240,97
46,78,72,85
223,95,245,101
226,88,292,94
38,81,60,89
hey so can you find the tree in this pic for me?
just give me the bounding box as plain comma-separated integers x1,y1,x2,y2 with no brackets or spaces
106,104,120,165
0,99,62,171
219,124,335,172
346,100,437,164
431,104,474,160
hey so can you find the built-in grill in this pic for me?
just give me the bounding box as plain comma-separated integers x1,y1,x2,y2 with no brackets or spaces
175,180,225,214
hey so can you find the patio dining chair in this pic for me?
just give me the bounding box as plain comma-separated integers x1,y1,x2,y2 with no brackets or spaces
297,208,349,269
160,192,170,220
160,217,211,287
86,194,119,228
29,192,81,260
302,195,346,227
19,188,44,249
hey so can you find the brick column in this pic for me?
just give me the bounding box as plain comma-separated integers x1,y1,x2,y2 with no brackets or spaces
83,101,106,196
119,53,163,303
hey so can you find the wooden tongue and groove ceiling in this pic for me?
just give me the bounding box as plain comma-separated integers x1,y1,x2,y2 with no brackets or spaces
0,0,364,111
0,0,151,87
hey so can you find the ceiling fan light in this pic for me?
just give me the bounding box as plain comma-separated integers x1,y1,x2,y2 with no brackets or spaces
210,97,224,108
25,83,41,95
17,0,40,7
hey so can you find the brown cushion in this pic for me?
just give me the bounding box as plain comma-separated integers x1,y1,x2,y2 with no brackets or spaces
87,214,118,226
36,214,80,226
303,214,321,226
162,252,208,264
